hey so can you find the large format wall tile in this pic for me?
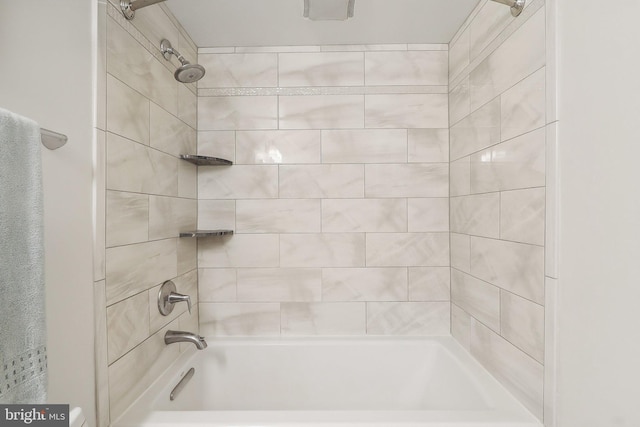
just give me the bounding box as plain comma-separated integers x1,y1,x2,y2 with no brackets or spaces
280,165,364,198
500,188,545,246
451,269,500,333
407,198,449,232
236,199,321,233
365,94,448,128
106,75,149,145
408,129,449,163
366,233,449,267
279,95,365,129
198,200,235,231
471,321,543,419
148,196,197,240
199,53,278,88
450,193,500,238
408,267,450,301
106,291,149,364
322,268,407,302
322,199,407,232
279,52,364,87
449,26,469,82
365,164,448,198
236,130,321,164
237,268,321,302
280,233,365,267
198,268,237,302
199,96,278,130
365,51,448,86
150,102,196,157
198,234,279,268
200,303,280,336
501,291,544,363
500,67,545,142
198,165,278,199
322,129,407,164
106,191,148,247
281,302,366,336
450,97,501,161
367,302,449,335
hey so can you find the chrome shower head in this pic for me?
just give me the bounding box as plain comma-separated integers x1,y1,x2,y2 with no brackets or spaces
160,39,206,83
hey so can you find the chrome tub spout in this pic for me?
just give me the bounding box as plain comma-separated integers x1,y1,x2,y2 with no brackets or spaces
164,330,207,350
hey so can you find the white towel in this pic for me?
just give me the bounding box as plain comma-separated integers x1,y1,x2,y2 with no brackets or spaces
0,107,47,404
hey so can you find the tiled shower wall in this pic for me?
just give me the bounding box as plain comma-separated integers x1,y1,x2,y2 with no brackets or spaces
94,2,200,425
447,0,551,420
196,45,452,337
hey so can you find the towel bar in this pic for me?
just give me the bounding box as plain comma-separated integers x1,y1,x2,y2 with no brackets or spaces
41,128,67,150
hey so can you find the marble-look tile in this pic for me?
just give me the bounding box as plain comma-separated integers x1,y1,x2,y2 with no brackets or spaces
364,94,448,129
199,269,237,302
279,95,364,129
470,127,545,194
365,51,448,86
281,303,366,336
322,199,407,232
279,52,364,87
471,321,544,419
450,233,471,273
177,160,197,199
501,188,545,246
199,53,278,88
94,130,107,281
450,269,500,333
236,130,321,164
199,303,280,336
198,200,235,231
468,0,513,60
105,239,177,304
105,191,149,248
408,44,448,51
128,4,179,60
365,164,448,198
280,233,365,268
407,198,449,232
236,199,321,233
96,2,107,133
366,233,449,267
408,267,450,301
106,291,150,364
198,96,278,130
198,131,236,161
501,67,546,142
107,17,177,115
106,132,178,196
449,77,470,126
469,9,545,111
450,97,501,161
237,268,322,302
408,129,449,163
449,26,470,82
149,103,196,157
501,290,544,363
450,193,500,238
279,165,364,198
322,129,407,164
451,303,471,351
198,165,278,199
198,234,279,268
367,302,450,335
177,84,197,129
176,237,196,275
106,74,149,145
148,270,197,335
148,196,197,240
108,321,180,419
94,281,109,427
322,268,407,302
470,236,544,304
450,157,471,197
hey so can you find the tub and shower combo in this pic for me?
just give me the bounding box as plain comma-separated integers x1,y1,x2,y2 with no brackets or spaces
111,0,541,424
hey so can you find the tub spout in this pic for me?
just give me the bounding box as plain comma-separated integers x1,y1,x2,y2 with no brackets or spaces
164,330,207,350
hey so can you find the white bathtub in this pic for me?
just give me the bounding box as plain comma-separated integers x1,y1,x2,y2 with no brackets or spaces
112,337,541,427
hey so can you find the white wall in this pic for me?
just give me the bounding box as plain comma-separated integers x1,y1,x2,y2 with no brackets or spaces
556,2,640,426
0,1,96,424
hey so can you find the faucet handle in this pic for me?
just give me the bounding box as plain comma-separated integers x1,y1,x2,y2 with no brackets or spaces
168,292,192,314
158,280,192,316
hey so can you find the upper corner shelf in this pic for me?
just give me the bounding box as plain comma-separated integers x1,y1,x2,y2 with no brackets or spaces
180,155,233,166
179,230,234,238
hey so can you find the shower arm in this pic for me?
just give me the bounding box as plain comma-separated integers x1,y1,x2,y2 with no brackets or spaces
160,40,189,65
489,0,525,17
121,0,166,20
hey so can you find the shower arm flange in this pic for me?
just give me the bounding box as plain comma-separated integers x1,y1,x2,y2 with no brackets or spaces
490,0,525,17
121,0,167,21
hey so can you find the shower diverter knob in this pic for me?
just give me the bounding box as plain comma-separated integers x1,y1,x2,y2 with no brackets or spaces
158,280,192,316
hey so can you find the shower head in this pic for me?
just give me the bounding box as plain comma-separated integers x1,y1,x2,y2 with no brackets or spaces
160,39,206,83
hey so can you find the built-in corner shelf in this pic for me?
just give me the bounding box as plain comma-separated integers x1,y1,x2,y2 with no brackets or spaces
179,230,234,238
180,154,233,166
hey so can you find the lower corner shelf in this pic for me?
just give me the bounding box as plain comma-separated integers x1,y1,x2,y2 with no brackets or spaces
179,230,234,238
